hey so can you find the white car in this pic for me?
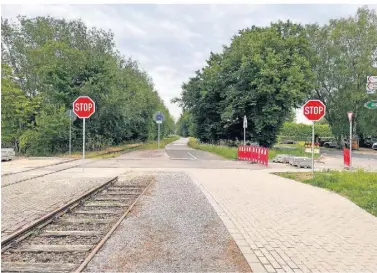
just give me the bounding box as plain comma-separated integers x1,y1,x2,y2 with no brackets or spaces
372,143,377,150
1,148,15,161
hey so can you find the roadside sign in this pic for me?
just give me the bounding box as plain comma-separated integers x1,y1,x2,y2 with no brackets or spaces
364,100,377,110
366,82,377,90
303,100,326,121
73,96,96,119
347,111,353,122
72,96,95,159
153,111,164,149
243,115,247,128
367,76,377,82
154,111,164,122
65,109,77,122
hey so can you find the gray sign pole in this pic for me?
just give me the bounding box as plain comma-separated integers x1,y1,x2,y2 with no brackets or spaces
83,118,86,160
348,112,353,170
69,110,72,156
158,122,160,149
312,121,315,175
349,119,352,170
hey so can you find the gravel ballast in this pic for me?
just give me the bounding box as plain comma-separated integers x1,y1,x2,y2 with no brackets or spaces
85,171,251,272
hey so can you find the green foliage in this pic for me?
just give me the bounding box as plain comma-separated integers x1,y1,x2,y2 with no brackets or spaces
188,137,238,159
1,16,175,156
188,137,320,160
175,21,314,147
276,169,377,217
307,6,377,140
279,122,333,141
176,111,195,137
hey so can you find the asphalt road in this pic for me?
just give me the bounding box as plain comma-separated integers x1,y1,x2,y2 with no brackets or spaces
164,138,223,161
320,147,377,160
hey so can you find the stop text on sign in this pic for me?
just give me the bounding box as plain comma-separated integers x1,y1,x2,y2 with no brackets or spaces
73,96,96,119
303,100,326,121
74,103,93,112
304,106,325,115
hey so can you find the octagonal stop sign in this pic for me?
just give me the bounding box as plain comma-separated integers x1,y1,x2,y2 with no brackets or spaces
73,96,95,119
303,100,326,121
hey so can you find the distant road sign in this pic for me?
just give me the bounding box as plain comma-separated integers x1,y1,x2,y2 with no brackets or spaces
65,109,77,122
367,82,377,90
243,115,247,129
364,100,377,110
73,96,95,119
303,100,326,121
154,111,164,122
347,111,353,122
367,76,377,83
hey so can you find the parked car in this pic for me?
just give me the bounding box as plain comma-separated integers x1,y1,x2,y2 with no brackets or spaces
364,137,377,148
1,148,15,161
323,140,338,148
372,142,377,151
280,140,296,144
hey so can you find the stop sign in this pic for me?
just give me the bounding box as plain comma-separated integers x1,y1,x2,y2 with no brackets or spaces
73,96,95,118
303,100,326,121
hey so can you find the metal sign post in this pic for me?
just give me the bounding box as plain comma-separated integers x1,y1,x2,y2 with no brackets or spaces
302,100,326,175
65,109,77,156
348,112,353,170
312,121,315,174
73,96,96,160
83,118,86,159
69,111,72,155
243,115,247,146
154,111,165,149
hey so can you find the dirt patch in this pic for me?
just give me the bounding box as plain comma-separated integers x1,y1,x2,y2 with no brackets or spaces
225,239,253,272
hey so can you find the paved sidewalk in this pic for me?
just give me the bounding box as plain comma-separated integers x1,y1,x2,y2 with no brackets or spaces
188,169,377,273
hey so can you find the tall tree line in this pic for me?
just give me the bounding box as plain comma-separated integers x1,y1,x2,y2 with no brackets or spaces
1,16,175,155
175,6,377,146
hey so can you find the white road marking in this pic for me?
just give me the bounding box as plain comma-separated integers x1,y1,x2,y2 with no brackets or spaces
187,152,198,160
170,158,193,160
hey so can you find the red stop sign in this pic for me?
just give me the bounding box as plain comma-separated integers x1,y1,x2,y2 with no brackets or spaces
73,96,95,118
303,100,326,121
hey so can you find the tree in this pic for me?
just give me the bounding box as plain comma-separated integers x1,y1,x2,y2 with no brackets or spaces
307,6,377,141
176,21,314,147
1,16,175,155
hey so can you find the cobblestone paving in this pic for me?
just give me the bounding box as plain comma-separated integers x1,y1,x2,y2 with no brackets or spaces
188,169,377,273
1,167,129,237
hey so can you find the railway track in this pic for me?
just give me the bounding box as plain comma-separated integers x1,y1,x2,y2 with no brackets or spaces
1,175,155,272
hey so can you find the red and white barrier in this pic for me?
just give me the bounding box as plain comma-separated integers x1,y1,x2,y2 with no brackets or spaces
237,145,269,166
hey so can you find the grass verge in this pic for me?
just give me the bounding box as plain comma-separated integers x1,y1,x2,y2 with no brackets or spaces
275,170,377,217
188,137,238,159
61,135,180,159
188,138,320,160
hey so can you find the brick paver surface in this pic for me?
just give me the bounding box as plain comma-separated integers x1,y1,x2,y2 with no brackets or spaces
1,167,129,237
188,169,377,273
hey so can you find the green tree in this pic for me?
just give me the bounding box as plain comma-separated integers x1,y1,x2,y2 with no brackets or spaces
1,16,175,155
307,6,377,140
175,21,314,147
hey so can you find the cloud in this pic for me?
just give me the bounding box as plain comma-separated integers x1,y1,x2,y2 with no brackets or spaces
2,4,376,122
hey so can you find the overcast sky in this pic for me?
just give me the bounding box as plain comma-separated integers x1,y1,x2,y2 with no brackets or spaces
2,4,376,123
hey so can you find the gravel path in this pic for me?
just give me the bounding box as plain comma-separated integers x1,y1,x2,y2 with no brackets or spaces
85,171,251,272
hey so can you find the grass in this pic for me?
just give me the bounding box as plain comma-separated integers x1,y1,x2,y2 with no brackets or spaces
275,170,377,217
188,138,320,160
60,135,180,159
188,137,238,159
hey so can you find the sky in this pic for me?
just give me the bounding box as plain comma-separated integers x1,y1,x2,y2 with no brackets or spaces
2,4,376,123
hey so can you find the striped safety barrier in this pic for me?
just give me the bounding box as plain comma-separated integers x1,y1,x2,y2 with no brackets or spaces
237,145,268,166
